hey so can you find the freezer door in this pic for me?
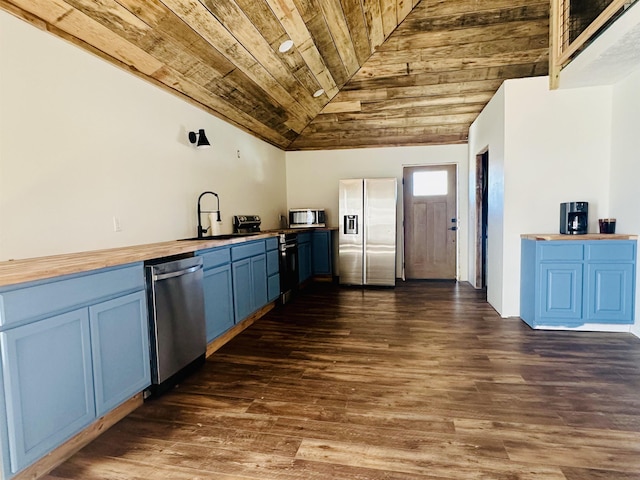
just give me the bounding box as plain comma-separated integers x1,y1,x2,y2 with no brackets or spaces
364,178,397,286
339,179,364,285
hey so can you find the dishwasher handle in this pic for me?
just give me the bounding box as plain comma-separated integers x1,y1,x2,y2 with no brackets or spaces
152,263,203,281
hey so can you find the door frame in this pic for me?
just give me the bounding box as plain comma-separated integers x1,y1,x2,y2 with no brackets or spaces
474,148,489,289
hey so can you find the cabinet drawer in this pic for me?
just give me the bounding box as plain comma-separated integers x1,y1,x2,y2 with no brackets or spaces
586,242,636,261
539,243,583,261
231,240,265,261
265,237,278,251
197,246,231,269
0,264,144,328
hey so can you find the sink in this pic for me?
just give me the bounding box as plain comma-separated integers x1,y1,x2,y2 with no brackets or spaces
178,233,261,241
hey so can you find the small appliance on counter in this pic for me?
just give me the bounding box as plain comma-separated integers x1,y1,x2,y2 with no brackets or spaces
289,208,326,228
560,201,588,235
233,215,261,233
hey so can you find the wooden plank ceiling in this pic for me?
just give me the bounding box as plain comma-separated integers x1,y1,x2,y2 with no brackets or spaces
1,0,549,150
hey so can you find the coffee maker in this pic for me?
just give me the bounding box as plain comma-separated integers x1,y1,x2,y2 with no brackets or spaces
560,202,588,235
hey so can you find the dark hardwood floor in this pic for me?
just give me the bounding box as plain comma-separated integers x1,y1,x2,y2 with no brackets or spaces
46,281,640,479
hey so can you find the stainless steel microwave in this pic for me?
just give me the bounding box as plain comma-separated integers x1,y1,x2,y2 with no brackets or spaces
289,208,326,228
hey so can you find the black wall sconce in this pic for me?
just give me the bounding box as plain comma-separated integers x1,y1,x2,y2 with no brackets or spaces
188,129,211,148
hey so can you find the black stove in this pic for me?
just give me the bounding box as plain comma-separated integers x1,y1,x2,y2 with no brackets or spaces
233,215,261,234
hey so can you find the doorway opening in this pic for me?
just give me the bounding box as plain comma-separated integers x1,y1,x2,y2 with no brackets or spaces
403,165,458,280
475,150,489,291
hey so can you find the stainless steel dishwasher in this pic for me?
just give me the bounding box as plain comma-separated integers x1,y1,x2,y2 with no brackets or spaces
145,255,206,396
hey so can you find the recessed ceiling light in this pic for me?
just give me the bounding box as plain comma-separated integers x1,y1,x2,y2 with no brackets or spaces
313,89,325,98
279,39,294,53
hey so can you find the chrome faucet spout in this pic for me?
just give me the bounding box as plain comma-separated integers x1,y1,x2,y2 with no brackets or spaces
197,191,221,238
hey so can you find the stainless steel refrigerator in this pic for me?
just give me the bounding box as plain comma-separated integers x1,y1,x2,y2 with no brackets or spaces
339,178,397,286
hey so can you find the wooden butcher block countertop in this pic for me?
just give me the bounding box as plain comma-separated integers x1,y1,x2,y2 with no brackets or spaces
521,233,638,241
0,233,280,288
0,227,340,288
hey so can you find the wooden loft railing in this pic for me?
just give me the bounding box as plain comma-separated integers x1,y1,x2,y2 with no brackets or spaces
550,0,636,88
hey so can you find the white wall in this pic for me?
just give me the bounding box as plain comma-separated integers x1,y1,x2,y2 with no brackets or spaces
502,77,612,317
0,11,287,261
286,145,469,280
468,77,613,317
468,84,506,312
610,67,640,336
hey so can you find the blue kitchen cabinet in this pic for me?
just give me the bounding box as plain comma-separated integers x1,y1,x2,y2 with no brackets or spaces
89,291,150,417
298,232,312,284
231,240,268,322
197,247,234,342
232,258,253,321
538,263,583,322
0,263,149,478
520,239,636,328
0,309,95,475
311,230,333,276
585,242,636,323
266,237,280,302
251,254,268,308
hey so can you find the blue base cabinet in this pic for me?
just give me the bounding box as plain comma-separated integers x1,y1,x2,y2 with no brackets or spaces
1,309,95,474
89,291,150,417
197,247,234,342
199,239,278,341
0,263,150,478
520,239,636,328
231,240,268,322
311,230,333,276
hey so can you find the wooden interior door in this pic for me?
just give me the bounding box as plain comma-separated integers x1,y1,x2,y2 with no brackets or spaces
403,165,457,279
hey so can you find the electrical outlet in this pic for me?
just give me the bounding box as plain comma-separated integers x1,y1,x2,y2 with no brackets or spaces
237,149,240,159
112,216,122,232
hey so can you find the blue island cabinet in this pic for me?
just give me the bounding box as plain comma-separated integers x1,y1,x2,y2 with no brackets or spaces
520,238,636,328
0,263,150,478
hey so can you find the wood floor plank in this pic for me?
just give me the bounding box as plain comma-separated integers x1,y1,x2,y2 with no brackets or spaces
44,281,640,480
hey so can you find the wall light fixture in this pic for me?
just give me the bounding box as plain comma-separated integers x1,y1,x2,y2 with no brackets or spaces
188,129,211,148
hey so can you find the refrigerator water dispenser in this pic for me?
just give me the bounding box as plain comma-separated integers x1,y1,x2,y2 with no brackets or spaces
344,215,358,234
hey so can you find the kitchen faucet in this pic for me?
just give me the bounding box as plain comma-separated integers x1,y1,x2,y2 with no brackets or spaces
197,191,221,238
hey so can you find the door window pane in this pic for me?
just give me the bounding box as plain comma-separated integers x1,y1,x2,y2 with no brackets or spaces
413,171,447,196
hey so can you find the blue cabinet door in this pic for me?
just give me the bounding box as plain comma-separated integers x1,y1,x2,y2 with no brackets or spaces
251,254,268,309
232,253,269,322
312,231,332,275
203,264,234,340
232,258,253,322
586,263,634,323
0,309,95,474
89,291,151,417
539,263,583,322
298,241,312,283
